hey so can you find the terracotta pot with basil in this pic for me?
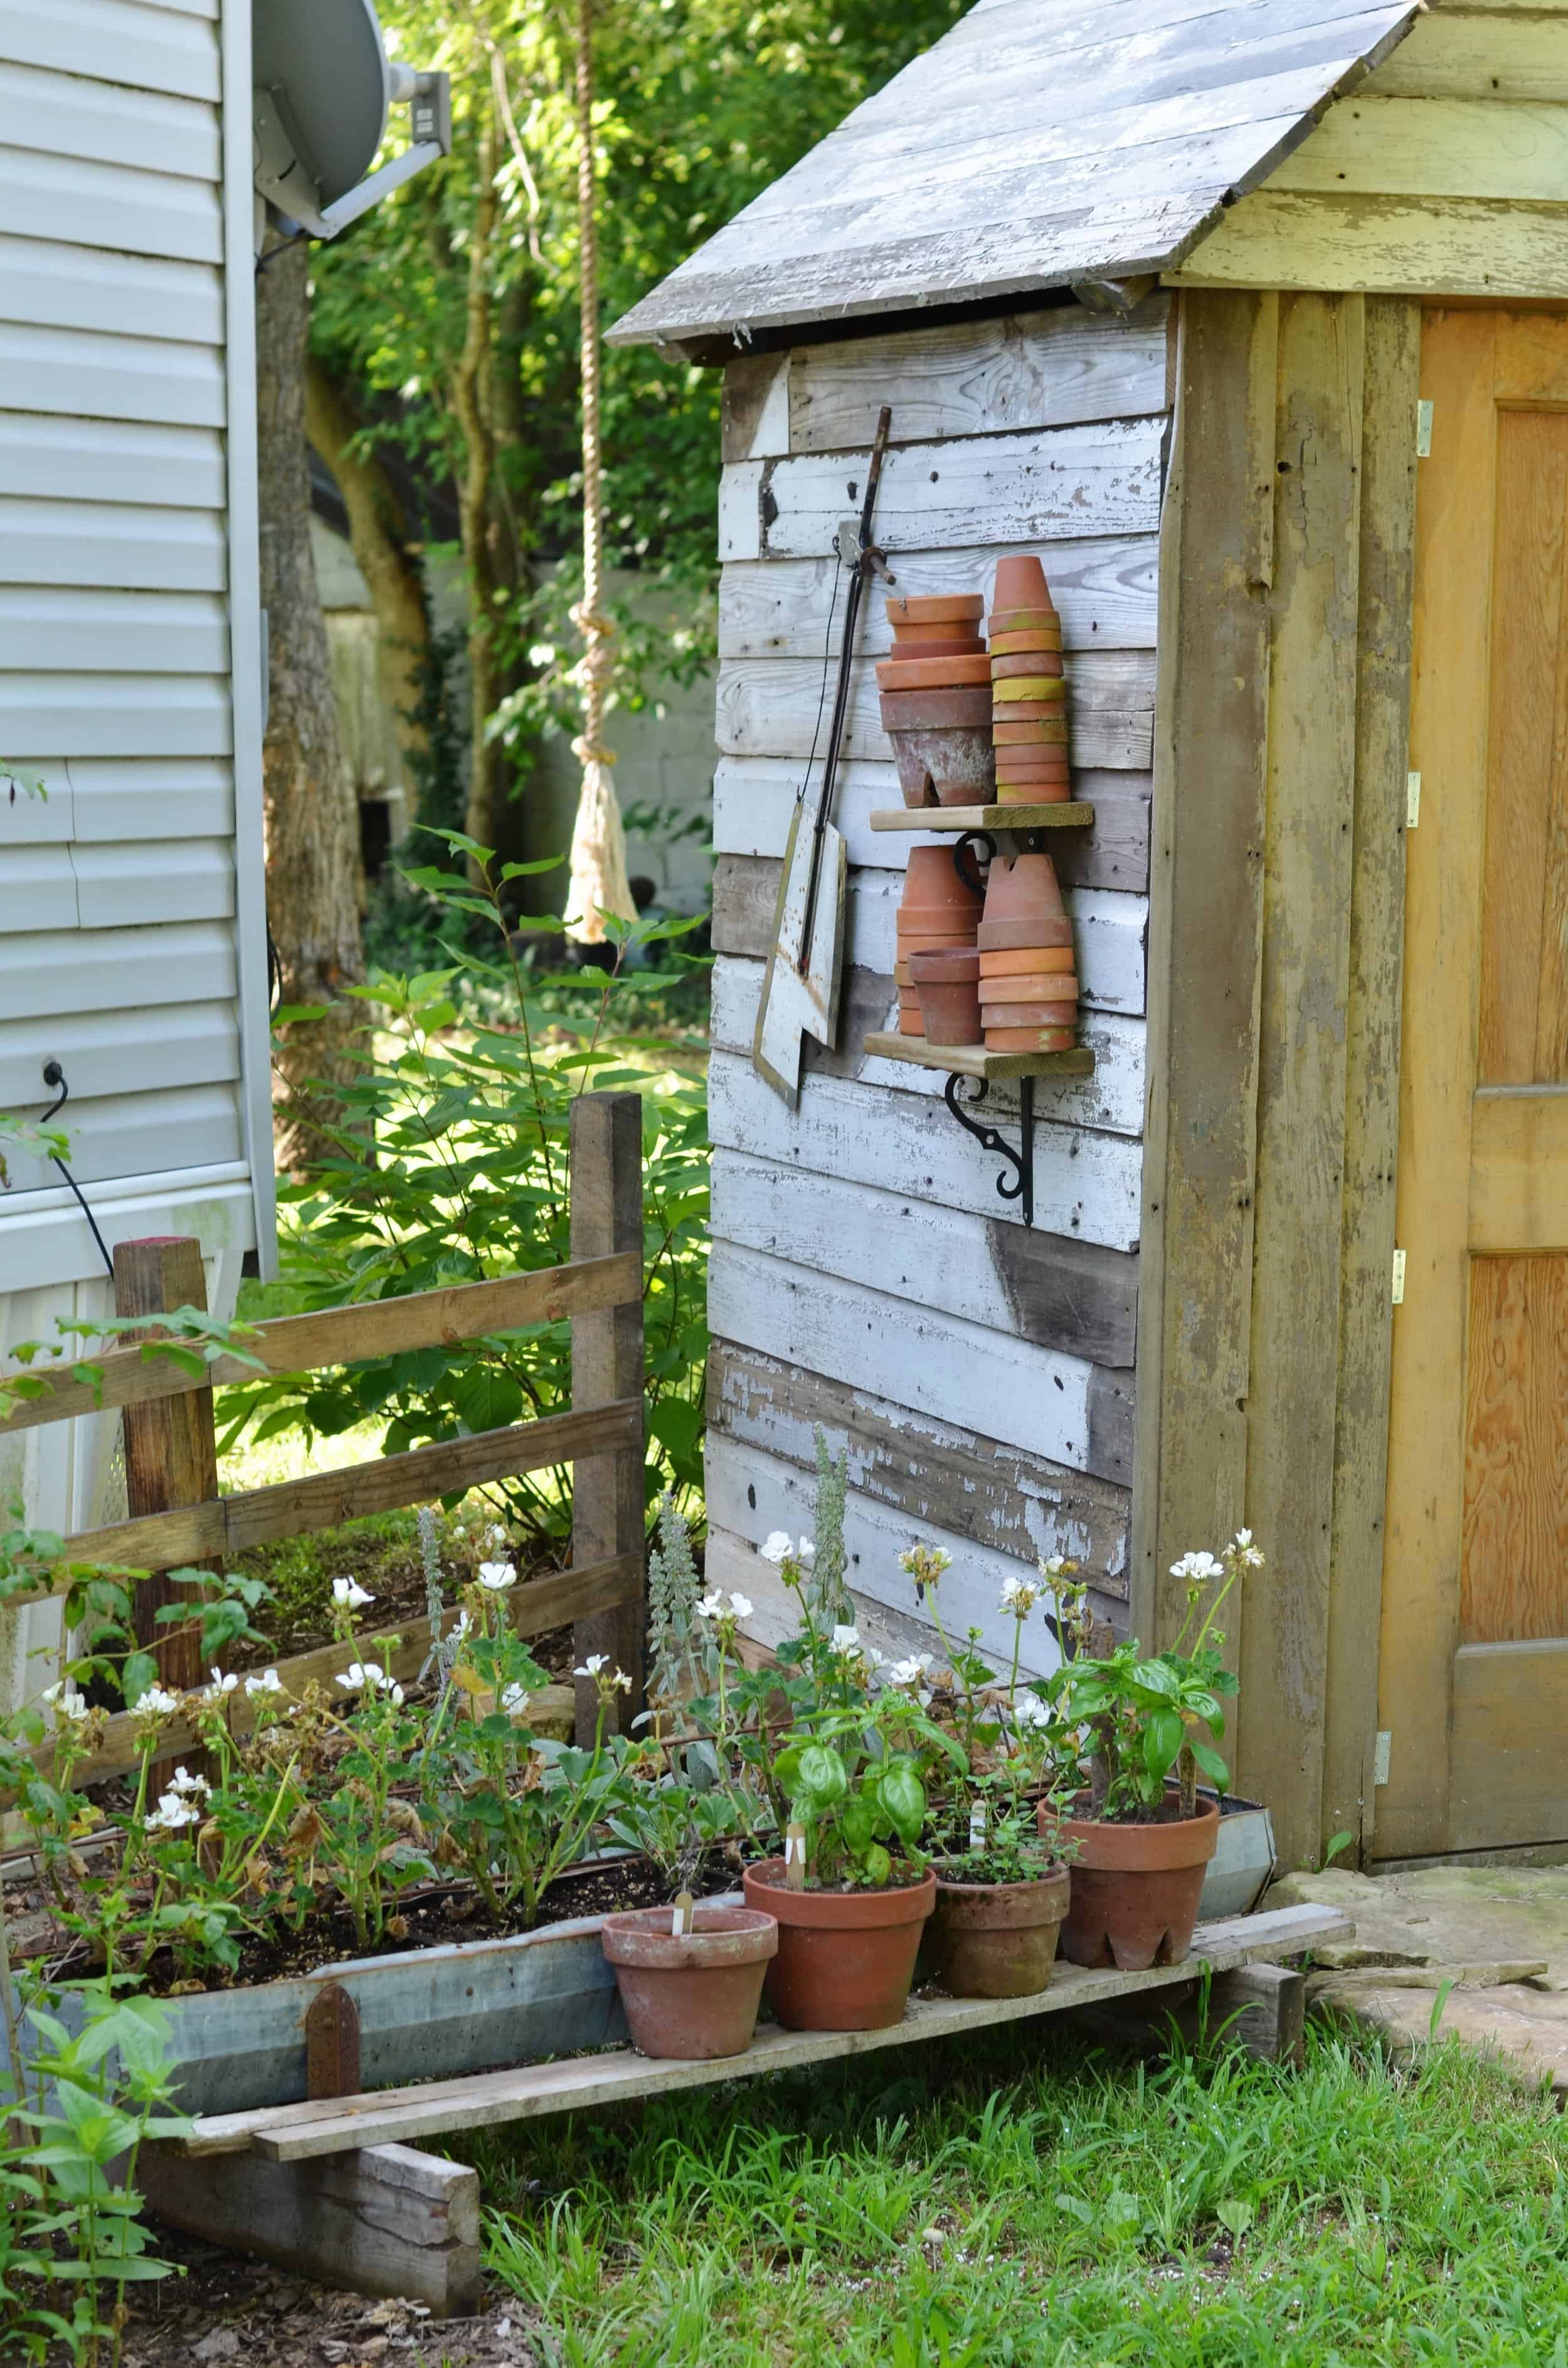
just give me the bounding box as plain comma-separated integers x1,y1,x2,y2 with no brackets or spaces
1034,1534,1262,1973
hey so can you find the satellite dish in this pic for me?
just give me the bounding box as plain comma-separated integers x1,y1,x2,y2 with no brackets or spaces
253,0,451,243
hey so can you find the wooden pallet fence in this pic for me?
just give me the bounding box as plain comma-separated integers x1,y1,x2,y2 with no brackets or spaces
5,1093,649,1741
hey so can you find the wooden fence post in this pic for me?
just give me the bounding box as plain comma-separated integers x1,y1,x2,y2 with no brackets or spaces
569,1094,645,1744
113,1237,218,1699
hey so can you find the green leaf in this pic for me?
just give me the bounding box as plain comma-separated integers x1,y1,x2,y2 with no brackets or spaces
793,1743,847,1808
449,1366,524,1434
499,856,566,879
1190,1738,1230,1788
1142,1707,1186,1781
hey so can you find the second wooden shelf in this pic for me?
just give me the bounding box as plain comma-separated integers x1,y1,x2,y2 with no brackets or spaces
870,802,1094,833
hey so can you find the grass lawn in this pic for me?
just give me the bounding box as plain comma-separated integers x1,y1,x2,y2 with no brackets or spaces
471,2017,1568,2366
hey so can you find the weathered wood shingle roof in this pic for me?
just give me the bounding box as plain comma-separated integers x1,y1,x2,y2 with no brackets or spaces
610,0,1421,349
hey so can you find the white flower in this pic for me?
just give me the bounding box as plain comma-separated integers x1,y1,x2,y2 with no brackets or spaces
727,1591,753,1621
130,1685,180,1722
575,1654,609,1679
696,1591,724,1620
862,1645,884,1670
501,1684,531,1716
1038,1554,1078,1582
796,1539,816,1569
489,1526,507,1546
830,1625,862,1655
199,1668,238,1703
477,1561,517,1592
1012,1691,1052,1731
244,1669,283,1700
43,1682,90,1726
1230,1529,1265,1569
759,1531,795,1564
332,1577,374,1609
168,1765,211,1798
1170,1551,1224,1585
887,1654,933,1689
144,1790,201,1834
899,1543,952,1590
610,1667,631,1694
1000,1574,1039,1616
336,1663,404,1704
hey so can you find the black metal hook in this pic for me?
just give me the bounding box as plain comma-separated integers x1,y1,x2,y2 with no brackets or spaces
942,1071,1036,1227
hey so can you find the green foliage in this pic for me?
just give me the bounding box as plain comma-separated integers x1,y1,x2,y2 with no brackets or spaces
808,1427,850,1627
645,1490,702,1712
222,840,710,1550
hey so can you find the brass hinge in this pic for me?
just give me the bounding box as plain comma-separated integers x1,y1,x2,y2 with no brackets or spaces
1417,400,1434,458
1392,1248,1407,1305
1406,770,1421,829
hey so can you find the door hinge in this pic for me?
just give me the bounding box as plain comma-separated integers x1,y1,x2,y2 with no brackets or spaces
1406,770,1421,828
1392,1248,1407,1304
1374,1730,1392,1787
1416,400,1434,458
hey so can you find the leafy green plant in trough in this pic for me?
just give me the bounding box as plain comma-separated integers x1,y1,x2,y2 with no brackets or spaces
222,833,710,1552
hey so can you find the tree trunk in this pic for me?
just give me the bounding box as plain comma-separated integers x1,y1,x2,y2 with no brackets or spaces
450,107,509,866
256,239,368,1175
304,355,432,824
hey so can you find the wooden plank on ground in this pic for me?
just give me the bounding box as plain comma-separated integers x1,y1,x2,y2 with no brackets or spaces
1067,1961,1306,2066
1,1255,640,1436
184,1904,1353,2162
1131,289,1276,1652
1239,290,1364,1872
1322,294,1418,1862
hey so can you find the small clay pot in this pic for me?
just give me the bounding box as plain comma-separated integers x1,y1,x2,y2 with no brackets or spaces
991,651,1064,681
992,556,1054,613
995,755,1071,781
997,782,1071,806
887,593,984,627
990,627,1063,656
904,844,983,916
926,1862,1071,1999
742,1859,936,2031
978,916,1075,952
898,1010,925,1037
982,945,1075,978
877,653,992,693
995,717,1068,745
889,635,986,661
992,677,1067,705
981,999,1079,1028
983,851,1066,925
881,688,994,731
981,974,1079,1004
889,723,997,810
989,605,1060,635
601,1904,778,2060
985,1024,1077,1051
909,946,982,1045
1042,1795,1220,1972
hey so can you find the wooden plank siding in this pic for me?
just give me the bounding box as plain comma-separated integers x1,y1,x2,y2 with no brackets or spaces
707,300,1165,1674
1135,287,1417,1870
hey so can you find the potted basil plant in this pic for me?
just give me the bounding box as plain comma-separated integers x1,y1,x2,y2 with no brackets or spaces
1039,1534,1260,1972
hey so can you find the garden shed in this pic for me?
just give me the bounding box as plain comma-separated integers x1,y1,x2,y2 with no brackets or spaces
613,0,1568,1872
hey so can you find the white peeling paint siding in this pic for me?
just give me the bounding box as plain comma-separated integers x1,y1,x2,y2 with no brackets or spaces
0,0,272,1297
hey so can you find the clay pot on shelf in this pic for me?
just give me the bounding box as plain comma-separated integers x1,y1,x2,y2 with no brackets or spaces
986,1026,1077,1051
982,1001,1078,1031
995,718,1068,746
997,780,1070,806
992,555,1054,613
995,752,1071,779
990,626,1062,656
981,975,1079,1006
877,653,993,693
909,947,982,1045
887,592,984,629
600,1904,778,2060
742,1860,937,2031
983,851,1066,926
979,918,1074,955
1041,1795,1220,1973
989,606,1061,635
991,651,1064,681
881,687,993,733
992,677,1067,706
981,945,1075,979
926,1862,1071,2000
904,844,983,920
890,724,998,810
889,635,986,662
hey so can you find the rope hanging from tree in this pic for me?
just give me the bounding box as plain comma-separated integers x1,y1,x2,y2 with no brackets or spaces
564,0,637,943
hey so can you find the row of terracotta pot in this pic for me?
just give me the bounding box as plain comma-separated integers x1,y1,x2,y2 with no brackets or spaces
878,592,997,809
894,841,983,1036
598,1797,1220,2063
989,554,1071,807
896,846,1079,1050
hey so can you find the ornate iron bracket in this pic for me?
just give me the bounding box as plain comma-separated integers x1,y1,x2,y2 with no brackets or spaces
942,1071,1036,1227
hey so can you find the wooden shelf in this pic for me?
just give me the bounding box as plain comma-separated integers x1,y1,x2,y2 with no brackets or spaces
864,1031,1095,1082
870,801,1094,833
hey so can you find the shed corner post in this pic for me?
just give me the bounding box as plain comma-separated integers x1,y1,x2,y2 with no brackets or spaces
568,1092,646,1743
113,1235,218,1706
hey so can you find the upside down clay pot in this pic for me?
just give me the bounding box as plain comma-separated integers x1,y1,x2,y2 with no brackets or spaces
904,844,983,919
982,945,1076,978
991,651,1064,681
983,851,1066,928
927,1862,1071,1999
743,1860,936,2031
600,1904,778,2059
992,555,1054,613
990,627,1062,656
887,592,983,627
1042,1795,1220,1973
987,1026,1076,1051
909,946,982,1044
995,718,1068,746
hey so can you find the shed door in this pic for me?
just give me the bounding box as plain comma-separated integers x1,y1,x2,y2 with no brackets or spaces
1380,307,1568,1862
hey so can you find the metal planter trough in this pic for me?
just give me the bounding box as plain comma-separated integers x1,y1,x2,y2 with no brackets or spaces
1197,1793,1278,1923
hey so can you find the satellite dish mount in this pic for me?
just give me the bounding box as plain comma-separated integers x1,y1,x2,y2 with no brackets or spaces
253,0,452,243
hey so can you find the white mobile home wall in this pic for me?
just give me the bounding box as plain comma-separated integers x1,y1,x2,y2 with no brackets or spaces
0,0,271,1680
705,295,1167,1675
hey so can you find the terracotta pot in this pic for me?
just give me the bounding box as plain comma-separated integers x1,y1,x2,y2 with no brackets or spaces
877,653,992,693
982,945,1075,978
887,592,985,627
898,1011,925,1037
985,1025,1077,1051
742,1859,936,2031
926,1862,1071,1999
978,915,1075,953
600,1904,778,2060
889,723,998,810
997,782,1071,806
982,1000,1079,1029
1042,1797,1220,1972
992,678,1067,706
889,635,986,661
981,974,1079,1004
995,753,1071,780
992,556,1054,613
991,651,1064,682
909,947,982,1045
881,688,995,733
995,770,1072,792
983,851,1065,925
989,605,1060,635
990,627,1063,656
904,844,983,916
995,719,1068,746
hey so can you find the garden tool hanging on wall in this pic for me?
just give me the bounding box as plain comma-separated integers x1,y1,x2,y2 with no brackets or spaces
752,406,894,1107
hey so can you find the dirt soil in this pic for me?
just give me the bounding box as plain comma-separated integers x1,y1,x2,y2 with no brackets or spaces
117,2238,542,2368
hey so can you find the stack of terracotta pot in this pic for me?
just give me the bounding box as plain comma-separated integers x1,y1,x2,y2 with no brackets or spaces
989,556,1069,806
978,851,1078,1051
896,844,983,1039
877,593,997,809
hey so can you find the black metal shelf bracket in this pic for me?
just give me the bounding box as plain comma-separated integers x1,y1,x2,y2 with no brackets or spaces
942,1070,1036,1226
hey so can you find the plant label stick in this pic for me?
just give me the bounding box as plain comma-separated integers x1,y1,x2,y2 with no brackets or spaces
672,1889,695,1937
785,1820,807,1890
969,1798,987,1852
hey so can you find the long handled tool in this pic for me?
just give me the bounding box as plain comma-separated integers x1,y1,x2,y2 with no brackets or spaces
753,406,894,1108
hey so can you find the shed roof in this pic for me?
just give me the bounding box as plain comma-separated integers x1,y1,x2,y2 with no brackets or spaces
610,0,1421,351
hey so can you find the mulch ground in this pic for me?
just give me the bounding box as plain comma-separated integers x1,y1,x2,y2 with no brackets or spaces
118,2236,541,2368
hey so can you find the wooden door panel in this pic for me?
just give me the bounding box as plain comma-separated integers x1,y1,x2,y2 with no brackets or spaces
1470,1088,1568,1249
1450,1640,1568,1852
1461,1251,1568,1642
